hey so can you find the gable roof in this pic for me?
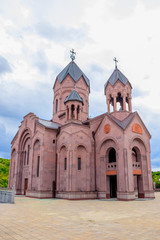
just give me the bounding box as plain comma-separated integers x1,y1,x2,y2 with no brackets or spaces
38,119,60,129
56,61,90,89
64,89,83,104
108,112,136,130
104,67,132,90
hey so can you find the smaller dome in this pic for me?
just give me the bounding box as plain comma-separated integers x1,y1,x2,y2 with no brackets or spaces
104,67,132,90
64,89,83,105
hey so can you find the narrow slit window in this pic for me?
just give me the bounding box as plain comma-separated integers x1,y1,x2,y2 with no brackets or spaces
56,99,58,113
24,151,26,165
27,145,30,165
78,157,81,170
37,156,40,177
64,157,67,170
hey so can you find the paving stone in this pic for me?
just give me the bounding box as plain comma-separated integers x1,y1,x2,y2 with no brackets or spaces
0,193,160,239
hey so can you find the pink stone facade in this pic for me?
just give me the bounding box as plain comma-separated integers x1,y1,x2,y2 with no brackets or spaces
8,60,155,200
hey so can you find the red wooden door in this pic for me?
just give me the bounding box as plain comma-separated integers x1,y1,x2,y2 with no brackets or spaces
24,178,28,195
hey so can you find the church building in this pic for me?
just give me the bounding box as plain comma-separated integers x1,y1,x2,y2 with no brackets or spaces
8,51,155,200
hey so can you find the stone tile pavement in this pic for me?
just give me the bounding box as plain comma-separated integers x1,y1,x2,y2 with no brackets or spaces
0,193,160,240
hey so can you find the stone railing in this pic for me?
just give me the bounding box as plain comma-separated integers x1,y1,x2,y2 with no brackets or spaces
106,162,117,171
132,162,141,170
0,187,15,203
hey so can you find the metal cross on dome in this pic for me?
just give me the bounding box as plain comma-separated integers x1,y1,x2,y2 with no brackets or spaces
70,49,76,61
113,57,118,69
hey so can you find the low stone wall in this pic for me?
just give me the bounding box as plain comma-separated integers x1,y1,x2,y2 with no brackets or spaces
0,187,15,203
155,188,160,192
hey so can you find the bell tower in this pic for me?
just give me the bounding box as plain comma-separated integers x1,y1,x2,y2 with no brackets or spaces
104,58,132,113
52,50,90,124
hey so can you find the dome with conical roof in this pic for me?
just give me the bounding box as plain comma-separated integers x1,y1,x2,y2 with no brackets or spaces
104,67,132,90
64,89,83,105
56,61,90,90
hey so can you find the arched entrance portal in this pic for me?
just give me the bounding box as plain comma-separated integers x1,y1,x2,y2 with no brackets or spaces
107,148,117,198
110,175,117,198
99,139,118,199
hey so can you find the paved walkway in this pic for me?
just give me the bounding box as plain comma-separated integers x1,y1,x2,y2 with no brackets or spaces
0,193,160,240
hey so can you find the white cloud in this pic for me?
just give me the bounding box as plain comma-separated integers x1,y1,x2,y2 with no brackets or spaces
0,0,160,169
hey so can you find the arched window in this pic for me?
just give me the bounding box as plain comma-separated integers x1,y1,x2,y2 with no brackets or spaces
116,92,123,111
67,106,69,120
37,156,40,177
78,157,81,170
126,94,129,111
71,104,75,119
109,94,114,112
56,99,58,113
132,148,138,162
24,151,26,165
64,157,67,170
109,148,116,163
27,145,30,165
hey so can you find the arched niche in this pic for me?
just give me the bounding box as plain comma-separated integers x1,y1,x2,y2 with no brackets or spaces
99,138,118,157
18,128,31,151
18,129,31,166
76,145,87,170
132,147,141,162
131,137,147,157
59,145,67,170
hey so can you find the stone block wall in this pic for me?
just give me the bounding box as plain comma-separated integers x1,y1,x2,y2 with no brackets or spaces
0,187,15,203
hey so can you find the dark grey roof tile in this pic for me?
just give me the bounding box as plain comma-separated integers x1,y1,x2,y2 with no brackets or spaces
56,61,90,88
104,68,132,90
108,112,136,130
38,119,60,129
64,89,83,104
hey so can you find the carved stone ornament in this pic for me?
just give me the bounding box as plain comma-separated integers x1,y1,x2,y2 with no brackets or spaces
104,124,111,134
132,123,143,134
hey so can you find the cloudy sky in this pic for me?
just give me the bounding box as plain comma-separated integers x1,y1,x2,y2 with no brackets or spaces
0,0,160,170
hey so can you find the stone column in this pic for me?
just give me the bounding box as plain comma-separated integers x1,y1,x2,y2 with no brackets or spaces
123,95,126,111
113,96,117,112
107,99,110,113
79,107,82,121
128,97,132,112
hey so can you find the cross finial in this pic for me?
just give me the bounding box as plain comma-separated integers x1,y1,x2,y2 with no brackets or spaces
113,57,118,69
70,49,76,61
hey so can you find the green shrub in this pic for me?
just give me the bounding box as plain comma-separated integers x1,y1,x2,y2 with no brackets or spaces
152,171,160,189
0,158,10,188
156,181,160,188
